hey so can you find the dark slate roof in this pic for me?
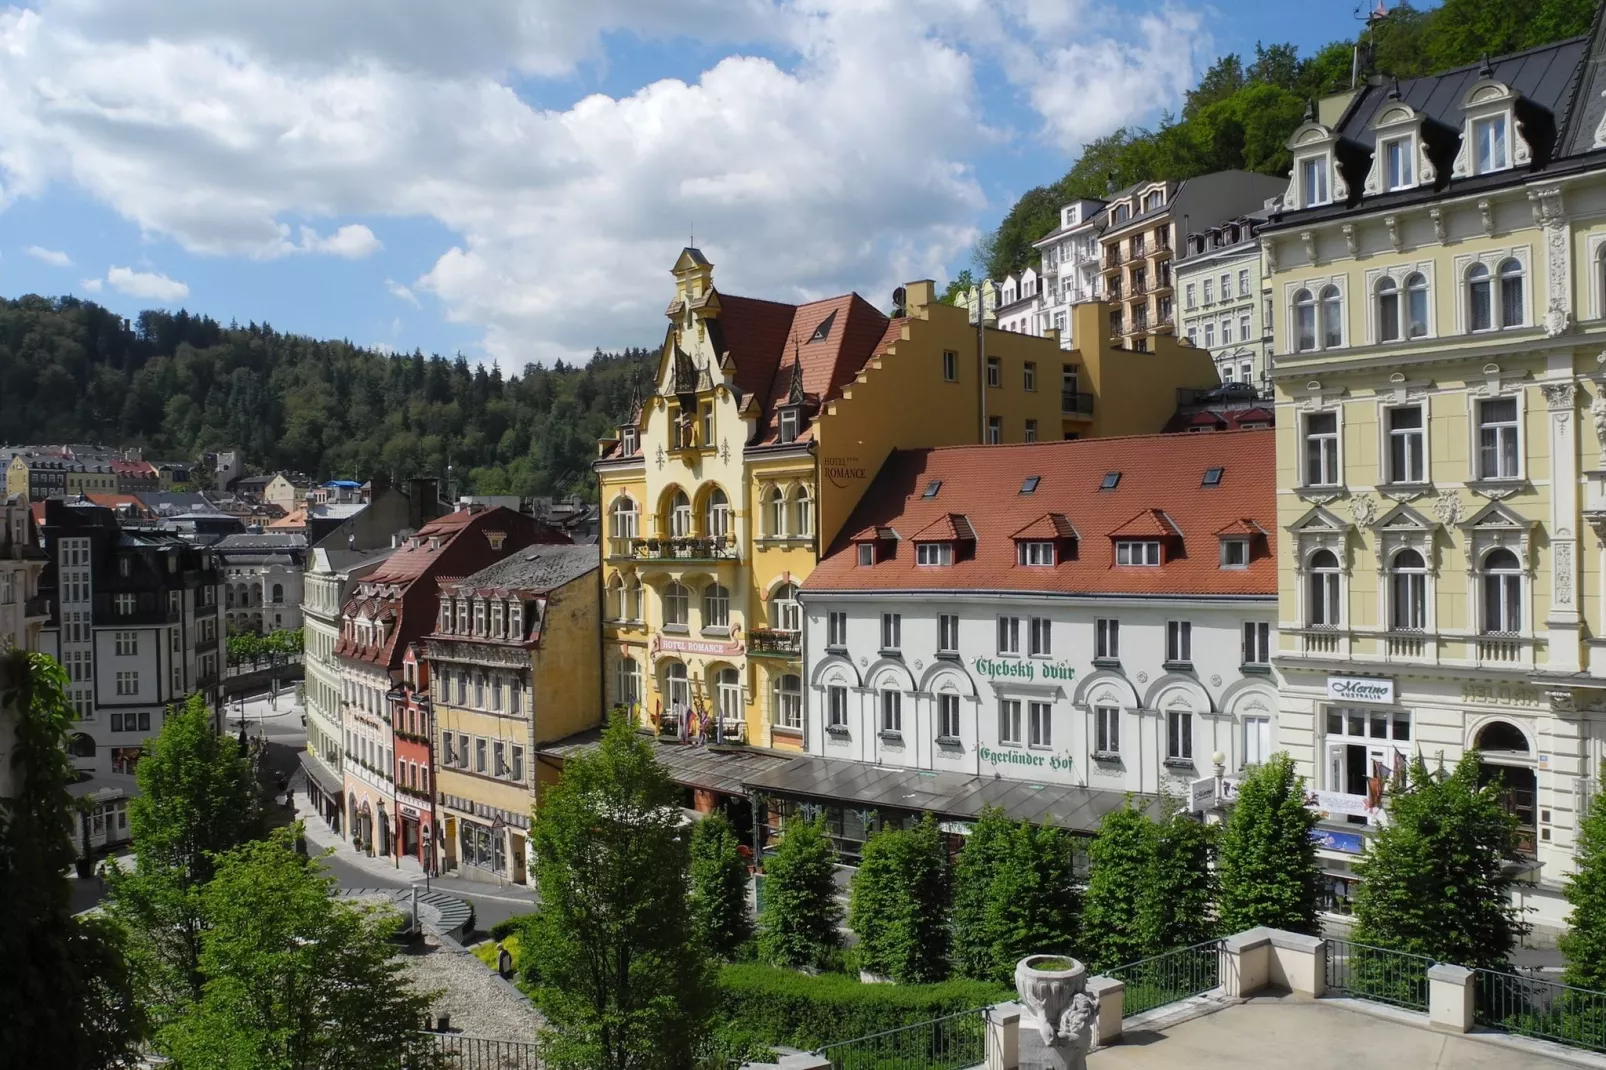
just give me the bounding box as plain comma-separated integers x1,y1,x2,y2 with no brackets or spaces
1336,38,1589,154
450,543,598,593
215,533,309,551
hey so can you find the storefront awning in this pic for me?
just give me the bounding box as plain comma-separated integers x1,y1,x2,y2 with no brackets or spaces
298,751,344,796
740,754,1163,833
67,770,140,805
538,728,797,798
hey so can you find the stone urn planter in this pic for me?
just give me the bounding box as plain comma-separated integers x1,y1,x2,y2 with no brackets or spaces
1014,955,1099,1070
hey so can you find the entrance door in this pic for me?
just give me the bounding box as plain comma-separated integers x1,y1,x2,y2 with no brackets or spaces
1479,762,1538,855
444,816,457,868
402,816,419,859
511,833,527,885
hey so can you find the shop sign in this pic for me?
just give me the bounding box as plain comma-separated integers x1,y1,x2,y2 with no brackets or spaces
1461,682,1542,708
978,745,1076,772
1311,828,1366,855
1306,790,1374,817
823,455,866,489
400,805,418,818
1188,776,1240,812
1326,675,1394,704
973,657,1076,683
650,629,745,660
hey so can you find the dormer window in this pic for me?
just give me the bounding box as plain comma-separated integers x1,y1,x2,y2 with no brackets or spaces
857,543,875,566
1299,155,1330,207
620,427,638,454
778,407,800,443
809,310,837,343
1115,540,1161,566
1220,539,1250,568
1382,136,1414,190
915,542,952,567
1473,114,1509,173
509,601,523,639
1017,541,1055,566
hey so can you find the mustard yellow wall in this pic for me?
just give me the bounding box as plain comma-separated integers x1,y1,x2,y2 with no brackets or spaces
65,471,117,495
433,705,536,820
531,572,602,745
1069,302,1222,439
4,458,25,500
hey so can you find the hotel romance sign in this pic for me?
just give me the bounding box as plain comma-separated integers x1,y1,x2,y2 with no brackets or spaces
972,657,1077,683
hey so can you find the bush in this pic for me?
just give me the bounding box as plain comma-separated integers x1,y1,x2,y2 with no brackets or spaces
757,816,842,970
489,912,539,942
848,814,951,983
716,963,1010,1050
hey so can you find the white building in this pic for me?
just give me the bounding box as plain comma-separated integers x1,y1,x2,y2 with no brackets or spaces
777,432,1279,861
217,532,308,634
993,266,1042,336
1032,199,1109,348
1174,214,1274,390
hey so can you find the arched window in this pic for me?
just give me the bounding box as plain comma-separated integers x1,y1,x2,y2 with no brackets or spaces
1320,285,1343,348
793,485,814,538
271,583,284,604
1498,257,1524,327
771,673,802,730
703,583,730,629
773,583,801,633
626,576,642,622
607,574,626,621
664,662,690,717
1405,273,1429,338
1468,263,1492,331
765,486,787,537
663,582,689,627
1482,548,1522,634
704,487,731,541
615,656,641,708
1308,549,1341,627
1294,289,1316,352
1474,719,1531,754
1390,548,1427,631
610,496,638,540
669,490,692,538
715,667,742,728
1376,276,1400,342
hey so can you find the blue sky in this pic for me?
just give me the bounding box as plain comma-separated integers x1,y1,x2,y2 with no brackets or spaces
0,1,1406,367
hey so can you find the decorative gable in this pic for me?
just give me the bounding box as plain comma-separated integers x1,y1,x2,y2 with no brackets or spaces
1451,76,1534,178
1287,504,1352,571
1363,98,1437,195
1458,499,1536,567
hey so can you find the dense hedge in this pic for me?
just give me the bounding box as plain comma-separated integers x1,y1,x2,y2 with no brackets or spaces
716,963,1010,1049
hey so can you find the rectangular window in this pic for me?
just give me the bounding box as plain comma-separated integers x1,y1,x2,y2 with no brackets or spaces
1018,541,1055,566
938,693,961,739
1383,136,1414,189
1167,709,1194,761
987,416,1002,444
1478,397,1519,479
474,738,487,773
942,350,958,382
115,631,137,656
1204,323,1215,348
999,699,1022,745
1166,620,1192,664
938,613,960,654
857,543,874,567
458,733,471,769
828,686,848,729
1238,269,1250,295
1240,314,1252,343
1244,716,1271,767
1185,283,1196,309
493,741,507,778
997,616,1021,656
1095,618,1119,660
881,690,902,733
779,409,799,443
1028,701,1052,748
1023,362,1036,391
1222,318,1234,345
1474,115,1508,173
916,542,953,566
509,745,525,780
1115,541,1161,566
1305,412,1339,486
115,593,135,615
1029,617,1052,657
1221,539,1249,568
986,357,1001,387
1300,155,1329,205
1024,419,1037,443
1243,621,1270,665
1388,406,1425,483
1220,273,1232,300
1204,279,1214,304
827,611,847,648
115,671,138,696
1095,706,1120,755
881,613,901,652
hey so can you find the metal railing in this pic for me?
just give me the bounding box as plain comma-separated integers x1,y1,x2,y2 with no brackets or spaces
811,1007,987,1070
749,628,801,655
1105,940,1224,1017
631,536,739,562
419,1033,540,1068
1324,938,1433,1011
1474,968,1606,1053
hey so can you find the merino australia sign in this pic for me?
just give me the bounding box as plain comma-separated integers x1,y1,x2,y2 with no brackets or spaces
972,657,1076,683
1325,675,1394,704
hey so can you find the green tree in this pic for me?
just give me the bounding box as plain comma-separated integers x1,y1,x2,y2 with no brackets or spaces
950,807,1015,981
1141,807,1217,953
690,810,754,961
939,269,976,305
526,714,713,1070
0,652,146,1067
1217,754,1321,935
1183,54,1246,118
106,693,263,1013
849,814,952,983
1561,762,1606,990
158,827,441,1070
757,815,843,971
1353,753,1524,969
1079,804,1157,971
950,808,1079,984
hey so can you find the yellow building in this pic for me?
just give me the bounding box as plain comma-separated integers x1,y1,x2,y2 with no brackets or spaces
593,248,1218,762
427,544,600,885
1264,36,1606,930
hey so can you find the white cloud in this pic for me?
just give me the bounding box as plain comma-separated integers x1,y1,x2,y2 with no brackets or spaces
106,265,190,301
386,278,421,307
0,0,1203,362
80,276,101,292
25,244,72,266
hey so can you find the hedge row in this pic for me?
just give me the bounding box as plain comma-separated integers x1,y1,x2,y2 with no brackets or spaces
716,963,1011,1049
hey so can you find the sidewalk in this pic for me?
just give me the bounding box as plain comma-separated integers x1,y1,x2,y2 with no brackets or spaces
293,788,539,908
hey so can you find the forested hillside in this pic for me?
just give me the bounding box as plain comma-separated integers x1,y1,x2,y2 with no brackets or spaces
0,295,655,499
976,0,1599,283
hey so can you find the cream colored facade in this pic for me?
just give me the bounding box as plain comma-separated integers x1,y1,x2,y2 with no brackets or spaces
1266,48,1606,928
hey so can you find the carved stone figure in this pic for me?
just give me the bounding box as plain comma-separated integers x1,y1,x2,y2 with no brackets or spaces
1057,990,1100,1067
1592,387,1606,455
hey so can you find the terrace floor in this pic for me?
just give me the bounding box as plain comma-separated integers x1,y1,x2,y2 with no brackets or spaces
1089,993,1597,1069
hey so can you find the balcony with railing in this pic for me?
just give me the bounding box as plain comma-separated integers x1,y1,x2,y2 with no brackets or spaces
748,628,801,658
1475,633,1533,668
1104,248,1122,271
630,535,739,563
1061,391,1095,418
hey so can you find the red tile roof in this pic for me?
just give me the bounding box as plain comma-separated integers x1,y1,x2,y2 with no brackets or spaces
911,513,975,542
806,430,1276,596
1011,513,1078,540
1109,509,1180,538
